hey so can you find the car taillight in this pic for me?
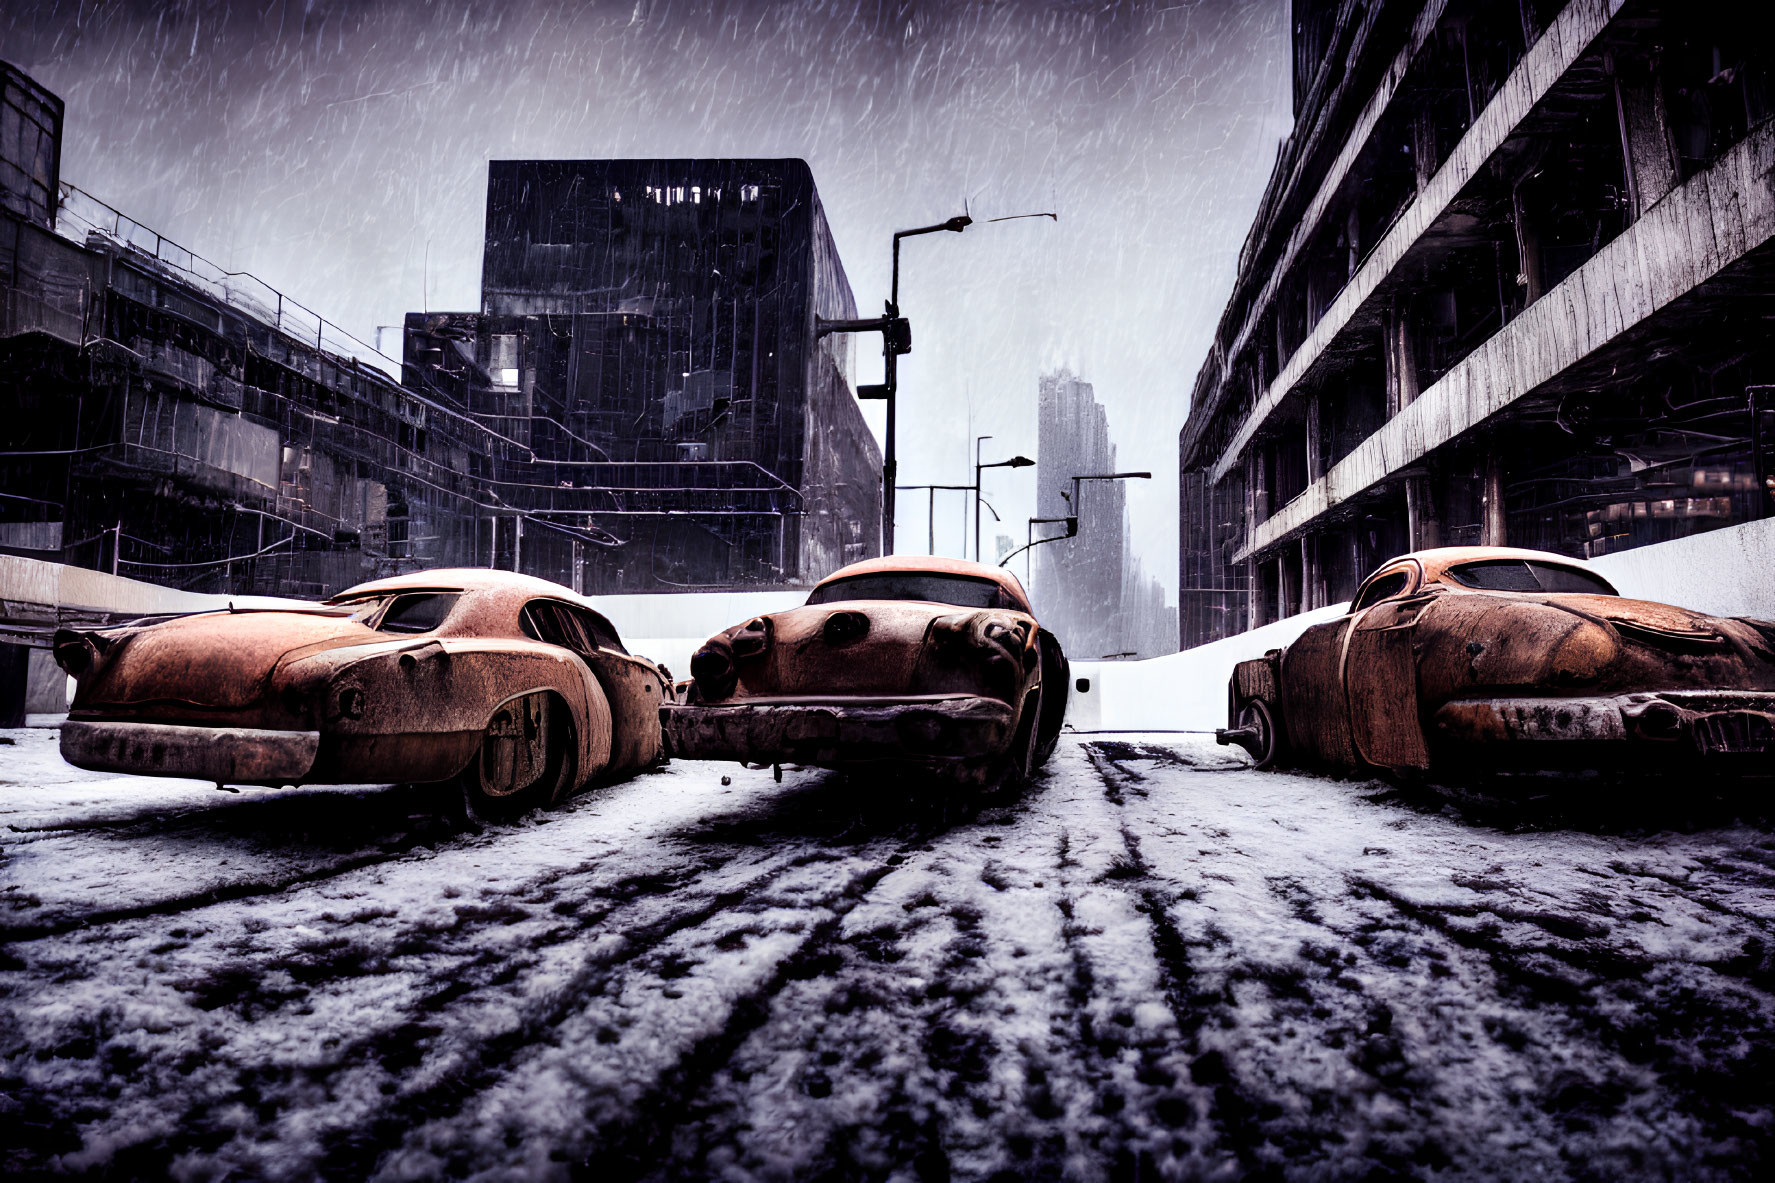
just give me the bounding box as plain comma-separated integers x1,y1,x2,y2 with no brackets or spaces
731,617,771,658
927,611,1029,691
823,611,869,645
690,638,737,700
52,628,113,677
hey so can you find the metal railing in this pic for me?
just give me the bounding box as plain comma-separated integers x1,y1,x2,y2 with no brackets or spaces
53,183,402,380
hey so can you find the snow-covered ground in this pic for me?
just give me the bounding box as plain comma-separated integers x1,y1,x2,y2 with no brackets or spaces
3,726,1774,1180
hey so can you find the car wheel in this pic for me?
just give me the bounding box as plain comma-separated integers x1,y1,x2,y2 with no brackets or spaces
459,692,575,824
1237,698,1281,770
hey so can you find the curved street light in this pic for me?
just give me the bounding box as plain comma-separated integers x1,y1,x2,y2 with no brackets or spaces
974,434,1035,562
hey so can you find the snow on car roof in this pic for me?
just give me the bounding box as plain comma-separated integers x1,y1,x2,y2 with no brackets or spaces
812,554,1033,611
328,568,583,602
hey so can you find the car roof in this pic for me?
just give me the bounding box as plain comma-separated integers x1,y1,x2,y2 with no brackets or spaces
1357,547,1614,597
329,567,584,601
813,555,1033,613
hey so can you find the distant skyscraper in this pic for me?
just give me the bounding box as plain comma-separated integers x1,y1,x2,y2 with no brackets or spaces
1033,370,1126,659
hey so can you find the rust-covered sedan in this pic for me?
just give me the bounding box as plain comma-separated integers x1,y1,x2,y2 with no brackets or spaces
1217,547,1775,780
663,556,1068,788
54,570,670,817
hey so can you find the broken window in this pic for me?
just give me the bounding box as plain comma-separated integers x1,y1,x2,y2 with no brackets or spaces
490,334,520,389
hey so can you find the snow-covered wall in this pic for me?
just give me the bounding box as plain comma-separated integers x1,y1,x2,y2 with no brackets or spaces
1067,601,1349,732
1590,517,1775,623
590,591,806,679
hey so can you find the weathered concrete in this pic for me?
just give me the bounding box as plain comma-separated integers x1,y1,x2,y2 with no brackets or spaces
1238,115,1775,562
1212,0,1626,485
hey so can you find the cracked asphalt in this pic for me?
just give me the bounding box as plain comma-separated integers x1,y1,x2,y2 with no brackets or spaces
3,725,1775,1180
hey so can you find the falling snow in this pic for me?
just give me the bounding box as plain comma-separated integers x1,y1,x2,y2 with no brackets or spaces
3,0,1293,577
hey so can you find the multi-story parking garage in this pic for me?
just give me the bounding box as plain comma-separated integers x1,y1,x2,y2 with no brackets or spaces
1178,0,1775,647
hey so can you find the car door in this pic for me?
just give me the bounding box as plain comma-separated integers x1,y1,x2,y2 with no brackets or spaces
1278,615,1358,766
1343,562,1433,772
564,603,665,773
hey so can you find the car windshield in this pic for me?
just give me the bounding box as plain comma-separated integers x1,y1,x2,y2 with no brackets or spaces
1447,560,1617,596
807,572,1021,611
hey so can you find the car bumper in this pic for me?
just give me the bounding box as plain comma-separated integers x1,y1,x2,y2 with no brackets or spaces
61,720,321,784
1431,691,1775,758
662,694,1017,771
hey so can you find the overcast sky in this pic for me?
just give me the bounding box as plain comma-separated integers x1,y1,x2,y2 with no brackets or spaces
7,0,1291,595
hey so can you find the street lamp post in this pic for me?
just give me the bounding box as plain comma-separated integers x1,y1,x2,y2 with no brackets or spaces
973,435,1034,562
1068,472,1154,510
879,215,971,552
999,514,1078,577
818,210,1055,556
998,470,1153,577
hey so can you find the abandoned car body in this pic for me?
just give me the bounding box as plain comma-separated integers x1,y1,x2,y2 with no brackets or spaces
55,570,670,814
663,556,1068,786
1217,547,1775,779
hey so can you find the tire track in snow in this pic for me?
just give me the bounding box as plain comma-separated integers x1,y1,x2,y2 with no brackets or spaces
322,784,962,1179
1078,740,1271,1175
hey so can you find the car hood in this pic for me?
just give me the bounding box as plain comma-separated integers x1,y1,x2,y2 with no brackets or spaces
1549,593,1719,632
75,610,388,711
1413,591,1775,699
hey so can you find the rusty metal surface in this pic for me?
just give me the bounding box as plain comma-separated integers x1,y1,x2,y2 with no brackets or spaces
1224,547,1775,778
59,720,320,783
1433,691,1775,753
55,568,667,792
662,694,1015,783
675,557,1058,781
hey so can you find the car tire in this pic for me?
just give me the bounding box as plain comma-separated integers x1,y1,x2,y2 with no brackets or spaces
982,689,1043,796
458,692,575,824
1237,698,1283,770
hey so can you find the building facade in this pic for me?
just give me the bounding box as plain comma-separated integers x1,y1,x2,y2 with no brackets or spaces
402,159,881,593
0,63,879,605
0,62,497,603
1178,1,1775,648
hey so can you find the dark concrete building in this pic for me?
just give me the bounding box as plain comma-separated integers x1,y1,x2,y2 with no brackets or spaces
0,60,880,609
1178,1,1775,648
403,159,881,592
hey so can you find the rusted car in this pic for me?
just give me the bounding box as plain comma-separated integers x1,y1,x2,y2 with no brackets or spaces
1217,546,1775,780
663,555,1068,788
55,569,670,818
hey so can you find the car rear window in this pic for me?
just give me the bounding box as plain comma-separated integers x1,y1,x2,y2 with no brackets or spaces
807,573,1021,611
1353,571,1411,610
1448,560,1617,596
376,593,460,633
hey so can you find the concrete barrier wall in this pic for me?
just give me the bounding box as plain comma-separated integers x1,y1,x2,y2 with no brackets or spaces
13,522,1765,729
1590,517,1775,622
1066,602,1350,732
587,591,807,679
0,554,301,619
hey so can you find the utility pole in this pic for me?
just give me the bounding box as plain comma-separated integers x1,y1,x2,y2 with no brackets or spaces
818,209,1055,555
